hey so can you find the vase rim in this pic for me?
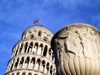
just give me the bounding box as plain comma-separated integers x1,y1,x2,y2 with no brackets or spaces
57,23,99,35
51,23,100,50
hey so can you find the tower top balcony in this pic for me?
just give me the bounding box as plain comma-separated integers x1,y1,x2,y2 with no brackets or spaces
22,26,53,43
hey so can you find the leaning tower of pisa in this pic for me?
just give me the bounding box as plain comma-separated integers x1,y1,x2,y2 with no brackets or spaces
5,26,56,75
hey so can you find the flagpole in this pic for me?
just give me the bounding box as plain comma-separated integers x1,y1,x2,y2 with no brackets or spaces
38,18,39,25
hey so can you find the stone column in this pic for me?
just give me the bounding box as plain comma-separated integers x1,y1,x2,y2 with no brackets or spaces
26,44,30,53
34,58,37,70
46,47,49,59
12,60,16,70
17,57,21,69
22,57,26,68
28,57,32,69
37,44,41,55
31,44,35,53
42,46,44,56
51,51,52,60
21,43,25,54
17,44,21,55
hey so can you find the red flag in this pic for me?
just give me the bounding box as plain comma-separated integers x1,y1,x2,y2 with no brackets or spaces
33,19,38,24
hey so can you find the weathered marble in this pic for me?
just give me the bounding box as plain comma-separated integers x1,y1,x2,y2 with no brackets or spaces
51,23,100,75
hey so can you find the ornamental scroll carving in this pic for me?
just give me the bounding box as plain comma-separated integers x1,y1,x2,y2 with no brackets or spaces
51,24,100,75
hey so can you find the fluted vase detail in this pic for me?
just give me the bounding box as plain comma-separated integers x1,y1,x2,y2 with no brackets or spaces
51,23,100,75
60,58,100,75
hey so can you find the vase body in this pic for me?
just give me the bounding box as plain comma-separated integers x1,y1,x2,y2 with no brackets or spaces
51,23,100,75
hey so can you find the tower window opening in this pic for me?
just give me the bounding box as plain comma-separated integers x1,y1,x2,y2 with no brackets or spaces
44,39,47,41
31,57,35,64
50,66,53,75
30,42,33,47
49,48,51,55
30,35,34,39
40,43,43,50
25,57,30,68
43,37,48,42
28,73,32,75
35,42,38,49
25,57,30,64
40,43,43,47
24,42,28,53
16,72,20,75
15,45,19,55
42,60,45,67
50,70,52,75
43,45,48,57
38,31,41,36
22,72,26,75
29,31,32,33
31,57,35,69
15,58,19,69
52,53,54,60
15,62,18,68
11,73,14,75
19,43,23,54
22,57,24,63
28,42,33,53
37,59,40,64
24,37,26,39
15,50,18,56
46,63,49,71
37,59,41,70
19,57,24,68
19,61,22,66
10,64,13,70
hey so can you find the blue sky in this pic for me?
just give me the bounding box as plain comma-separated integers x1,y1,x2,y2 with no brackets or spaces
0,0,100,75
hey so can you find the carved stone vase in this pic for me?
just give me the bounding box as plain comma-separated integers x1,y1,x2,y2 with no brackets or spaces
51,23,100,75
